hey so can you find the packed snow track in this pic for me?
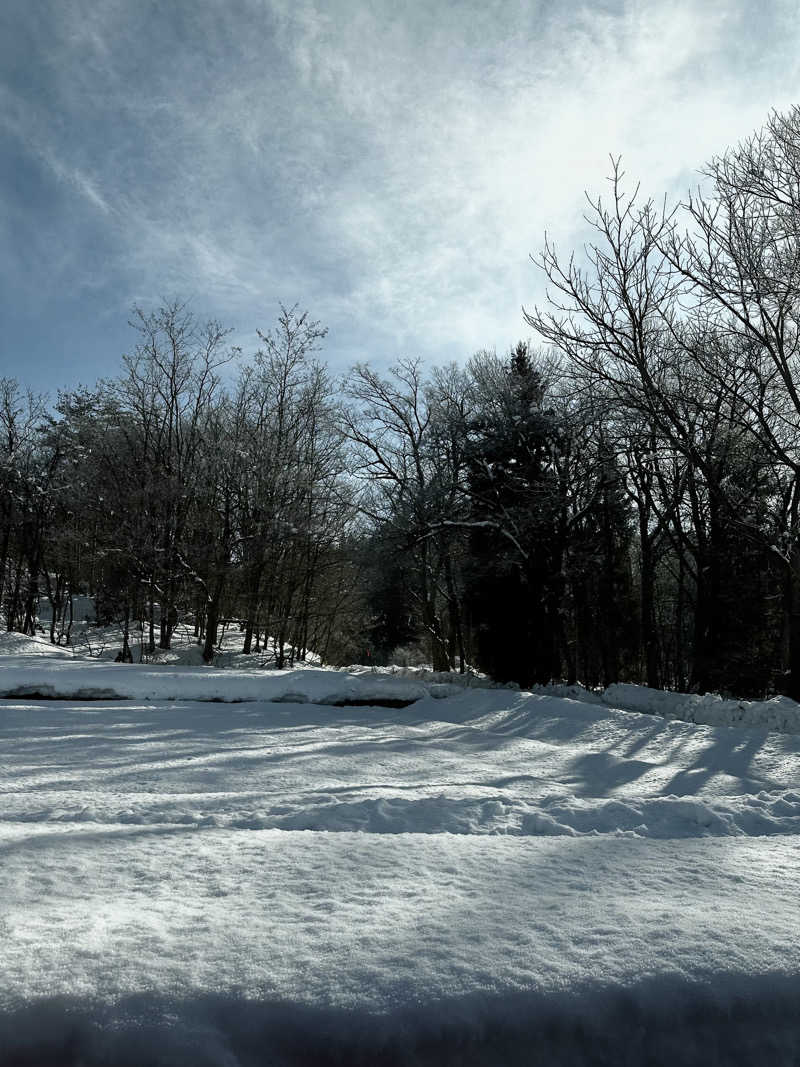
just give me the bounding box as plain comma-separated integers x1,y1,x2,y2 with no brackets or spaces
2,660,800,1065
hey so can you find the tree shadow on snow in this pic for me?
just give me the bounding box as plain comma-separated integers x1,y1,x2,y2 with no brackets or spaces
661,729,768,796
562,749,656,797
2,971,800,1067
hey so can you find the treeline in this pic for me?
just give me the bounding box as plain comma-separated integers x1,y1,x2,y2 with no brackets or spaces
0,305,359,666
2,107,800,697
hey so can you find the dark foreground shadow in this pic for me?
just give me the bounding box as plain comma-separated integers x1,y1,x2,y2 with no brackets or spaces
2,971,800,1067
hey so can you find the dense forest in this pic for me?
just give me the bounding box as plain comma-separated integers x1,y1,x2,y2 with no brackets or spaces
2,107,800,699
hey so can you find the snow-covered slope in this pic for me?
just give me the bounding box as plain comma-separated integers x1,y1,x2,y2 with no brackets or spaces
2,679,800,1063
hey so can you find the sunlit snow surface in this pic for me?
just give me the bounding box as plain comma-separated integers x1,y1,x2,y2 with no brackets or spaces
2,660,800,1064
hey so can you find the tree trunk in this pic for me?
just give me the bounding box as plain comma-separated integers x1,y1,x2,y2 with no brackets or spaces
23,579,38,636
202,593,220,664
675,546,686,691
117,604,133,663
422,596,450,672
443,551,465,672
0,522,11,619
242,565,263,654
787,543,800,702
8,554,23,631
147,578,156,654
159,577,172,649
639,515,659,690
691,566,711,692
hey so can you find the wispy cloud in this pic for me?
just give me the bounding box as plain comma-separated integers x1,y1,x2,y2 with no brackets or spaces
0,0,798,387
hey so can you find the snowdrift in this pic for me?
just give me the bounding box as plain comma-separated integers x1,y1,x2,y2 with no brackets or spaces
532,680,800,734
602,681,800,734
0,658,436,706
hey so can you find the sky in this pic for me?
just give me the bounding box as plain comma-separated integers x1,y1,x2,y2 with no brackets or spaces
1,0,799,394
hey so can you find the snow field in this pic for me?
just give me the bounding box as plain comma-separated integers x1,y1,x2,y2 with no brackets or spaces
0,485,796,1059
3,826,800,1065
2,675,800,1063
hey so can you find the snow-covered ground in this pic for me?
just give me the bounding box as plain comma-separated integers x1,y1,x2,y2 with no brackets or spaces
5,621,325,669
2,652,800,1063
0,655,437,705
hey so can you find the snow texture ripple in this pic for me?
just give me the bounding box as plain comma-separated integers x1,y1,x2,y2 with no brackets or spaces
2,660,800,1063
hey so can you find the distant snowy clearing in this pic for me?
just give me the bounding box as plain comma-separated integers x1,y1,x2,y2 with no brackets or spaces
2,665,800,1064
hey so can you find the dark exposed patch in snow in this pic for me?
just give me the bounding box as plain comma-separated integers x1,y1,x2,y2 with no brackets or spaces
2,685,125,701
318,696,420,708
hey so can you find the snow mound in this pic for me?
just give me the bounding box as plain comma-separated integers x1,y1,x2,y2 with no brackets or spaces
0,630,76,658
7,787,800,839
342,664,514,689
0,659,431,706
603,682,800,734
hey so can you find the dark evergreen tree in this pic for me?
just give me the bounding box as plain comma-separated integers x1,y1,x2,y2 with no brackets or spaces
464,344,563,686
360,526,419,665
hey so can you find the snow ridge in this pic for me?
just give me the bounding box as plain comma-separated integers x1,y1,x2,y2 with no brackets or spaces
4,787,800,840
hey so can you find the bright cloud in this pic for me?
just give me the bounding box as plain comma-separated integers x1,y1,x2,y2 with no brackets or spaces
0,0,798,388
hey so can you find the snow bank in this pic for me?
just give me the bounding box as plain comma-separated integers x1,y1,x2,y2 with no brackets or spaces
342,663,514,689
603,682,800,734
0,658,431,705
